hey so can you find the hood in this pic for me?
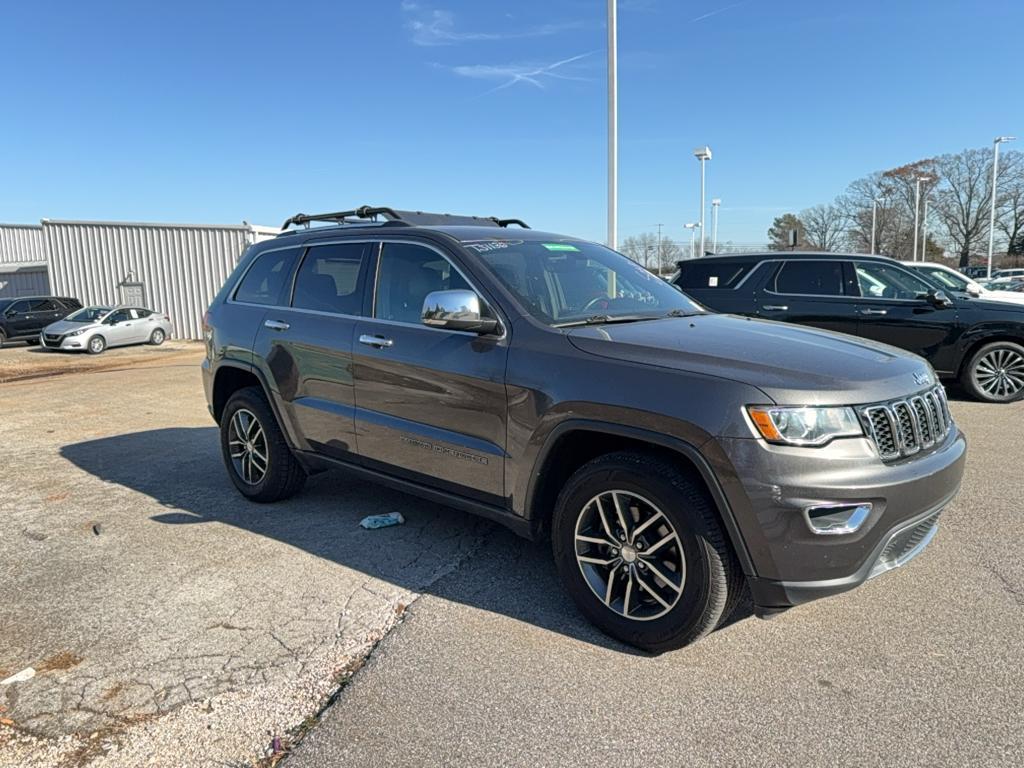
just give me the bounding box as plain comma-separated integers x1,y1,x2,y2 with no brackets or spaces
567,314,935,406
44,319,99,335
977,291,1024,306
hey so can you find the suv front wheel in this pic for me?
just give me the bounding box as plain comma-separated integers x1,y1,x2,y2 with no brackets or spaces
552,451,744,653
220,386,306,502
961,341,1024,403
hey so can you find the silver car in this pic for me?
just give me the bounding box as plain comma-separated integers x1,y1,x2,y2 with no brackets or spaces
40,305,172,354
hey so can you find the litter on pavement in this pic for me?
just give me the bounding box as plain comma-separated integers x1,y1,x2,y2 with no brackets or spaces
359,512,405,529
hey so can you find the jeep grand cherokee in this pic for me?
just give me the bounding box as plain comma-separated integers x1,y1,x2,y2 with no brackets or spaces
202,206,965,652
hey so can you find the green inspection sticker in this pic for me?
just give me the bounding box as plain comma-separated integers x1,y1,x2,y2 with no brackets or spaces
541,243,581,252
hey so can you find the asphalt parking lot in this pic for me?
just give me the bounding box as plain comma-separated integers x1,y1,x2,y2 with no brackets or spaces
1,351,1022,767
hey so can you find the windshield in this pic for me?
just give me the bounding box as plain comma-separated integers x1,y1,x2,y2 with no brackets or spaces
469,239,703,325
917,267,969,291
67,306,111,323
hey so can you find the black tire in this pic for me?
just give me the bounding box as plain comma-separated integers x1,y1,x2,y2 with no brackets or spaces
552,451,744,653
220,386,306,503
149,328,166,345
960,341,1024,403
0,329,7,348
86,335,106,355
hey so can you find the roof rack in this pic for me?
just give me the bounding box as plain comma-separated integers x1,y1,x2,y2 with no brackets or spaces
281,205,529,231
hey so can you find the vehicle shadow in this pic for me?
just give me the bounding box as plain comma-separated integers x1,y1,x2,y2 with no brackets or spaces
62,428,753,654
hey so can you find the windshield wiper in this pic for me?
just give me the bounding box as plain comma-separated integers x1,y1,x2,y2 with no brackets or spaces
555,314,662,328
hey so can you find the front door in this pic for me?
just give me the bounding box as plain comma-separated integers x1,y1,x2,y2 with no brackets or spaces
101,308,138,346
754,259,861,335
851,260,959,372
351,240,508,502
253,241,371,461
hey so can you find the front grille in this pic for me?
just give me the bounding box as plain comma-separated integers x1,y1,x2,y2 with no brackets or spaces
43,333,63,346
859,386,951,462
870,511,941,578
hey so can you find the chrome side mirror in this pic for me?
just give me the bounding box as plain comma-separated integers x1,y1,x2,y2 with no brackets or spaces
421,289,499,334
927,289,953,308
966,283,982,297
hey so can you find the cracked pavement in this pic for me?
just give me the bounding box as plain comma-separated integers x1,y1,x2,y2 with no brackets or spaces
0,347,493,766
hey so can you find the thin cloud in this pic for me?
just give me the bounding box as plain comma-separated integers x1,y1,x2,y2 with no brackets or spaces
402,2,593,46
448,52,596,94
691,0,751,23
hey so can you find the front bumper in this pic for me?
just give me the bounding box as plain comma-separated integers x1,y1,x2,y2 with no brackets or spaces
707,425,966,613
40,332,87,350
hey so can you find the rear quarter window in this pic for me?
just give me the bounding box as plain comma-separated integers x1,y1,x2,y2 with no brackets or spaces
676,262,754,290
233,248,301,306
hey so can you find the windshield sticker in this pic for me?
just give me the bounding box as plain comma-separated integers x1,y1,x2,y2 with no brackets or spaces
464,241,518,253
541,243,581,252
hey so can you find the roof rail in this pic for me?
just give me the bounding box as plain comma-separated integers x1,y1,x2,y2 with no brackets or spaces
281,206,529,231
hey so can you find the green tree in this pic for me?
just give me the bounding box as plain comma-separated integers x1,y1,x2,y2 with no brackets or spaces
767,213,807,250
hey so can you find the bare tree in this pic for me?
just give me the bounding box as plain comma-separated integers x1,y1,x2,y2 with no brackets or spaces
800,203,848,251
931,148,993,268
622,233,675,271
997,149,1024,256
657,236,682,272
838,174,914,257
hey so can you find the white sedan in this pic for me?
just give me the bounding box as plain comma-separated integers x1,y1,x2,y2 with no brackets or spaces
906,262,1024,305
40,305,172,354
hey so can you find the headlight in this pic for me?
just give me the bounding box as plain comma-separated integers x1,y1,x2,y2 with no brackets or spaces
67,328,87,336
746,406,863,446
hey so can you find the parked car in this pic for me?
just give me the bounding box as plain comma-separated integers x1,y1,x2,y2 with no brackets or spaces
41,305,171,354
202,206,966,652
0,295,82,346
962,266,989,279
993,268,1024,281
675,252,1024,403
905,262,1024,305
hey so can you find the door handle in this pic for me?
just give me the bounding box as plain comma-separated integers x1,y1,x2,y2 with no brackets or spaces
859,308,888,316
761,305,788,311
359,334,394,349
264,319,290,331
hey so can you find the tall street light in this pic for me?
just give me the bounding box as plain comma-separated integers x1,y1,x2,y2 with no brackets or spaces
987,135,1016,278
684,222,700,259
694,146,712,256
870,198,880,255
607,0,618,250
912,175,934,262
711,199,721,254
921,196,930,261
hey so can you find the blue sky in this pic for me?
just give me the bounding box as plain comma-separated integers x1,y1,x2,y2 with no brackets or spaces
1,0,1021,245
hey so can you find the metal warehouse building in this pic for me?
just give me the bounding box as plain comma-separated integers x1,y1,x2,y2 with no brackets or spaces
0,219,278,339
0,224,50,298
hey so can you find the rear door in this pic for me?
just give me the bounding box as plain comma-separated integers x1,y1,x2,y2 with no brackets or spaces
851,260,959,371
754,259,861,335
351,239,508,502
25,299,66,333
253,240,371,461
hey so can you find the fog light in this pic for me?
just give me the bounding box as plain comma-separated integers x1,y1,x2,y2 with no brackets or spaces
804,503,872,535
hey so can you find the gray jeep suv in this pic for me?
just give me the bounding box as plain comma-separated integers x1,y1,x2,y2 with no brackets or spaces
202,206,966,652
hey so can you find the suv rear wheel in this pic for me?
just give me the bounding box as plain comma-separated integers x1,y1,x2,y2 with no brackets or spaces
961,341,1024,403
551,451,744,653
220,386,306,502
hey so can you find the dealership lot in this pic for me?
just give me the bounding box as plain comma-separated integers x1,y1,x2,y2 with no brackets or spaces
1,352,1023,767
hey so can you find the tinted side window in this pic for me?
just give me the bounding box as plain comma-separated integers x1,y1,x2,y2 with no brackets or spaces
31,299,60,312
107,309,132,324
292,243,369,315
855,262,934,300
234,248,301,306
6,301,28,314
374,243,472,324
773,261,846,296
676,262,753,289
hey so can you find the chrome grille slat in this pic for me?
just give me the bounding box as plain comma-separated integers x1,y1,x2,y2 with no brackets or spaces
859,386,951,462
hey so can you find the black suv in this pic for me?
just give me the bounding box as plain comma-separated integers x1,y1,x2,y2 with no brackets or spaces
675,252,1024,403
0,296,82,346
203,207,965,651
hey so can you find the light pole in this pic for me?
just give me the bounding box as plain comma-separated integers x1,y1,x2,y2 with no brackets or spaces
987,135,1016,278
921,197,930,261
694,146,712,256
711,199,721,254
870,198,879,255
607,0,618,250
684,222,700,259
912,175,934,262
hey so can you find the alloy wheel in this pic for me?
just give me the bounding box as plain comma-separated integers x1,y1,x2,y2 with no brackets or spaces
228,408,269,485
574,490,685,621
974,347,1024,398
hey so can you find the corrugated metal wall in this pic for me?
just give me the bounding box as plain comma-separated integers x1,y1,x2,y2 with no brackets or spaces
43,220,278,340
0,224,47,264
